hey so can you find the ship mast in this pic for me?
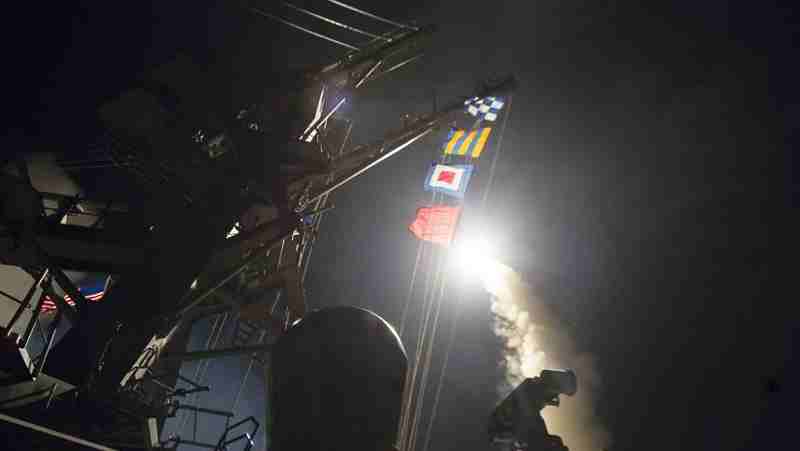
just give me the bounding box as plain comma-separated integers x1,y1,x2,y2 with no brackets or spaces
0,4,514,449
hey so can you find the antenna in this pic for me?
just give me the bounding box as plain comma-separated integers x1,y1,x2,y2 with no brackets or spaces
250,0,418,51
281,2,387,41
250,7,359,50
325,0,419,30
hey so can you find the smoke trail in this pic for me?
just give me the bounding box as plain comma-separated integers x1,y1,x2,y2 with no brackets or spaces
484,262,611,451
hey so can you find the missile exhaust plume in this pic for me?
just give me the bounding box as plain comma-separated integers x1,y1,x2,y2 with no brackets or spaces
484,262,611,451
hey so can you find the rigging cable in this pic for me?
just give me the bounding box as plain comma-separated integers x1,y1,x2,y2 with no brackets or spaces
399,127,457,446
480,96,513,208
400,204,438,449
399,183,445,450
420,293,463,451
404,191,452,451
175,312,224,431
250,7,359,50
407,144,466,451
399,118,457,447
419,96,514,451
408,269,448,451
399,91,513,451
300,120,353,282
409,114,487,451
281,1,386,40
176,312,230,436
401,121,466,451
231,354,256,413
397,241,424,338
381,117,433,340
402,247,437,451
396,240,424,449
326,0,419,30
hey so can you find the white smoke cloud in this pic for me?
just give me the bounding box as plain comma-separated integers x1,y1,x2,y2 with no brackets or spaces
486,262,611,451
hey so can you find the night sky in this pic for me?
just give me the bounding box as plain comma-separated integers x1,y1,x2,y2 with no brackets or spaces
4,1,793,450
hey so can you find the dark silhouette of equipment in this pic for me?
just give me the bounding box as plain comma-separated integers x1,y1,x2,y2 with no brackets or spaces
0,1,518,447
270,306,407,451
489,369,577,451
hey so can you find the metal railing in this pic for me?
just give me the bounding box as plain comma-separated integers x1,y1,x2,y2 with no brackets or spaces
162,411,259,451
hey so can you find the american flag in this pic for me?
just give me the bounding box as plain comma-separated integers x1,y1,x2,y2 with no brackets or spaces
41,279,108,313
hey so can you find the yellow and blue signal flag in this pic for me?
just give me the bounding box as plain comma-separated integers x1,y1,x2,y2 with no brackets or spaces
442,127,493,158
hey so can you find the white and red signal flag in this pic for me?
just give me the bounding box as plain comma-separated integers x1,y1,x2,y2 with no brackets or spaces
424,163,474,199
408,205,462,246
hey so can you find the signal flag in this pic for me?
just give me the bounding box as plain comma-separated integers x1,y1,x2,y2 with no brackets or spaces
408,205,462,246
424,163,474,198
443,127,492,158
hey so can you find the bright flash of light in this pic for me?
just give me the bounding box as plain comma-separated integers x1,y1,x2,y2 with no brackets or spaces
451,236,513,298
484,258,613,451
452,234,611,450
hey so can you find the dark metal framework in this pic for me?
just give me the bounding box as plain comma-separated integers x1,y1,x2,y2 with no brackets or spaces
0,4,515,449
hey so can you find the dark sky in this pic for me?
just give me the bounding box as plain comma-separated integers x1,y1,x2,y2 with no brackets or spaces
4,1,793,450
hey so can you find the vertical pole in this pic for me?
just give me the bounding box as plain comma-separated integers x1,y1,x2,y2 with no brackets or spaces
193,408,198,441
45,382,59,409
20,272,53,349
33,308,63,378
5,269,49,337
299,121,352,283
269,238,287,315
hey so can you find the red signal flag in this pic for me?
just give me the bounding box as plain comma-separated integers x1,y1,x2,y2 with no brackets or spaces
436,170,456,184
408,205,462,246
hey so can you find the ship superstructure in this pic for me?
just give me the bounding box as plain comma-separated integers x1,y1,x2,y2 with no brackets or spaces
0,3,514,449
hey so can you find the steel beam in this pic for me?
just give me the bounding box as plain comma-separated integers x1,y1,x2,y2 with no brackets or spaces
5,270,49,337
0,412,116,451
36,224,147,273
289,76,517,208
